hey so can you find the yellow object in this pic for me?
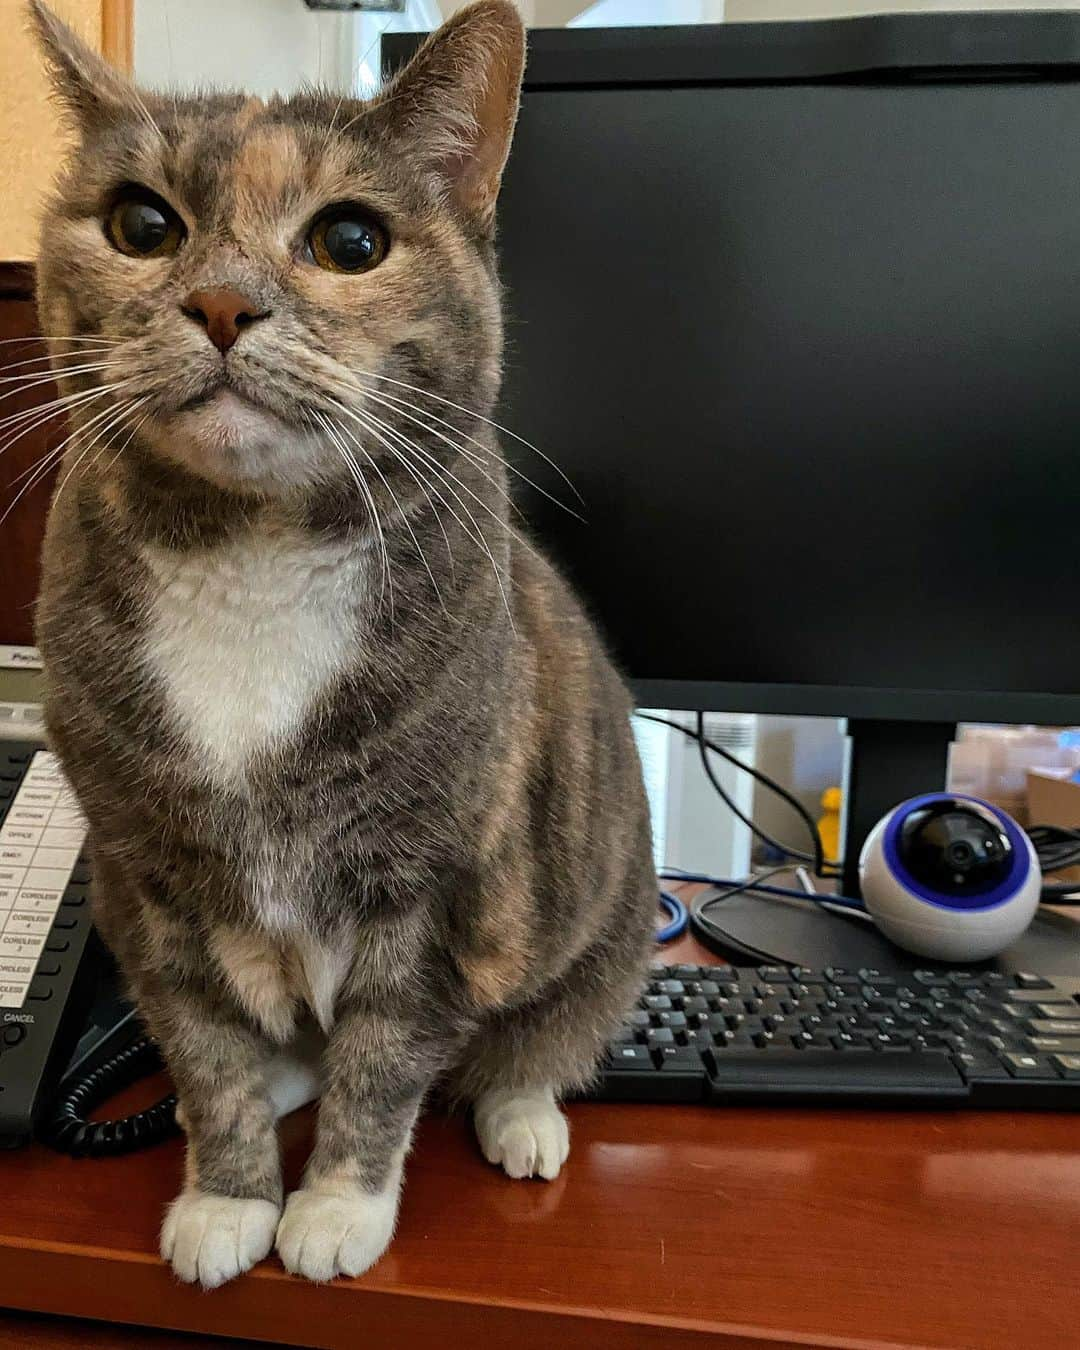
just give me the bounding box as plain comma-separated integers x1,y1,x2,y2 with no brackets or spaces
818,786,842,864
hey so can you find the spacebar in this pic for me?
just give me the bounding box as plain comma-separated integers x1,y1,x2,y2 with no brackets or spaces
706,1050,969,1101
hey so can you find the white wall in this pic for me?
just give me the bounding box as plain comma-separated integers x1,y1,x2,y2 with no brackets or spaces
752,716,845,861
134,0,355,96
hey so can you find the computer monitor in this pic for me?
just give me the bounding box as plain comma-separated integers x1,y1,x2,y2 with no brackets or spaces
425,13,1080,890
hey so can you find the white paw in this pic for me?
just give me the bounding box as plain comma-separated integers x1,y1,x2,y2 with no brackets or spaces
275,1184,399,1282
474,1087,570,1181
160,1190,280,1289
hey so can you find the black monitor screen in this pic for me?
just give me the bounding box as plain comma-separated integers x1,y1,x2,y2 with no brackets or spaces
494,78,1080,720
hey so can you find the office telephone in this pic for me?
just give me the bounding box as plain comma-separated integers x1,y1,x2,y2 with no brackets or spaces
0,738,172,1151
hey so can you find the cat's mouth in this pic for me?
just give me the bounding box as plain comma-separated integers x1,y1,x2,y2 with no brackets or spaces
175,379,264,416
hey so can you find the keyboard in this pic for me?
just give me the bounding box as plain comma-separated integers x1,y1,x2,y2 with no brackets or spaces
591,961,1080,1107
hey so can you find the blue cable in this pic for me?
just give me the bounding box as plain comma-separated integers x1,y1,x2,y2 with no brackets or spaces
656,889,689,942
659,869,866,913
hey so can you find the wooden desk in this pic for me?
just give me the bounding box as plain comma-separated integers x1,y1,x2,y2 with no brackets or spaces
1,926,1078,1350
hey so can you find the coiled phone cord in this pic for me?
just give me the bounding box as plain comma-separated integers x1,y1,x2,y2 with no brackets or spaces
37,1034,179,1157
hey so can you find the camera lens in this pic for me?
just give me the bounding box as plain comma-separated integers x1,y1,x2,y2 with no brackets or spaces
897,800,1013,894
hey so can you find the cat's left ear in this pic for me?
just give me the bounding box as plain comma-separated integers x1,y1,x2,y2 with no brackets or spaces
371,0,526,236
28,0,143,134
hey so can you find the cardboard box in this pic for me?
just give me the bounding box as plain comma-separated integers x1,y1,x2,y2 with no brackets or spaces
1026,770,1080,884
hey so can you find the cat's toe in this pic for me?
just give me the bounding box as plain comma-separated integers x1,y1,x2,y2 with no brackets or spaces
160,1190,280,1289
474,1087,570,1181
275,1186,399,1282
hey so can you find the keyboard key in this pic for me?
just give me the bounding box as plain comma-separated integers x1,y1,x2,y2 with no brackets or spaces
672,965,702,980
1050,1054,1080,1079
1015,972,1053,990
953,1051,1010,1081
1031,1019,1080,1036
858,969,896,985
658,980,685,997
1028,1037,1080,1053
701,965,737,982
644,995,672,1012
657,1011,688,1030
1034,1004,1080,1020
1002,1052,1055,1079
758,966,790,981
647,1028,675,1047
607,1045,652,1069
655,1045,704,1069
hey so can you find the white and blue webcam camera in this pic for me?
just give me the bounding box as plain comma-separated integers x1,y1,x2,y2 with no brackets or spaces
859,794,1041,963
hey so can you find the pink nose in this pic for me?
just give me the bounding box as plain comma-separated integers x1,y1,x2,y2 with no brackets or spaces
182,288,268,353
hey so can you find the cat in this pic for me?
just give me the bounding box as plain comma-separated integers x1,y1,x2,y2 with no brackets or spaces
28,0,656,1287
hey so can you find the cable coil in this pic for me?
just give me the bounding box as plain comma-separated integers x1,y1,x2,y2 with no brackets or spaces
37,1034,179,1158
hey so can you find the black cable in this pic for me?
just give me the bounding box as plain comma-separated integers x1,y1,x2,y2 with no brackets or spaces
636,711,836,877
688,871,796,964
693,712,820,870
38,1035,179,1157
1025,823,1080,902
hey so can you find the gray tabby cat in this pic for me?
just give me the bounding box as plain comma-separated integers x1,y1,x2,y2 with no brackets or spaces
28,0,656,1286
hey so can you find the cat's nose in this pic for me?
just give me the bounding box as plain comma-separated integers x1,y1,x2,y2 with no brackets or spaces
182,288,269,354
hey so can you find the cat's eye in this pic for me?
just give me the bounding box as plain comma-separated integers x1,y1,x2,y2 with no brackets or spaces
307,207,388,274
105,188,186,259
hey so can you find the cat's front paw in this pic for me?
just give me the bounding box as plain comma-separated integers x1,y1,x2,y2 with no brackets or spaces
275,1184,399,1282
474,1087,570,1180
160,1190,280,1288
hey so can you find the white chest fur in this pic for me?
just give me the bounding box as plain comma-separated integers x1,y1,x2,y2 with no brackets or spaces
141,527,369,785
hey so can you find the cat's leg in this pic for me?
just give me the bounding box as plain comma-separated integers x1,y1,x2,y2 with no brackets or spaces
473,1083,570,1181
91,861,284,1288
457,921,653,1182
154,996,284,1288
274,1011,442,1282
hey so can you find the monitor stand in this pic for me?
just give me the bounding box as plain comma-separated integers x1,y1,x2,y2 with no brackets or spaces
839,718,956,900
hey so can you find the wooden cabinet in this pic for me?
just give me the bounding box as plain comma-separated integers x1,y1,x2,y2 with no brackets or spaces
0,264,58,647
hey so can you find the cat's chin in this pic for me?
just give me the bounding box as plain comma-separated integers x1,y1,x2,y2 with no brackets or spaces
149,390,319,495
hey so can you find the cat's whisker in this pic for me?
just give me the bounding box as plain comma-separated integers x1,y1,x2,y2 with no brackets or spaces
0,363,123,397
0,336,120,347
375,407,549,576
311,409,395,621
353,384,530,526
331,405,447,614
336,400,488,558
99,406,153,480
51,396,149,510
380,425,517,631
0,353,123,379
346,365,585,508
6,393,136,495
0,384,130,464
1,393,137,524
351,379,583,523
328,397,456,584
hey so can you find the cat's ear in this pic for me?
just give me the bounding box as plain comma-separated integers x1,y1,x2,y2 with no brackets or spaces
28,0,141,133
372,0,525,235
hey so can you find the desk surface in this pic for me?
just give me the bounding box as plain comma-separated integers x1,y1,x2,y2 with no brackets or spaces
1,926,1078,1350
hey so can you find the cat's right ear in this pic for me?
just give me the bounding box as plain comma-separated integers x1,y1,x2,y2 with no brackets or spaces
28,0,140,133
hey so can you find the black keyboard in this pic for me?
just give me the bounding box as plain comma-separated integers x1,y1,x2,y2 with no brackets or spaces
590,962,1080,1107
